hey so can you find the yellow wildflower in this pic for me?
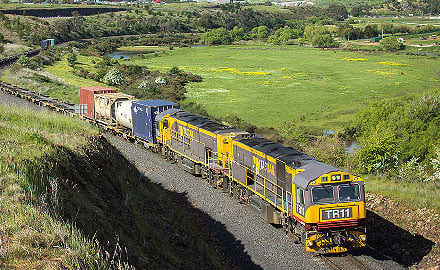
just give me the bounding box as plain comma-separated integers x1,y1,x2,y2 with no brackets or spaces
377,61,408,67
341,58,368,61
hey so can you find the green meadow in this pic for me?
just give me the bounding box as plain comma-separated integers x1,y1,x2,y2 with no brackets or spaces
125,45,440,131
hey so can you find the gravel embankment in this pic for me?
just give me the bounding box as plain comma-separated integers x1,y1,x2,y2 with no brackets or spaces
0,89,407,270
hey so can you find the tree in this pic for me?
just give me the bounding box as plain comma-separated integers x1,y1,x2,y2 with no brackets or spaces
66,53,77,67
326,4,348,21
201,27,232,45
230,26,245,41
268,27,296,44
251,25,270,39
355,128,399,174
364,24,379,38
380,37,404,51
304,24,329,41
311,34,336,48
286,19,305,37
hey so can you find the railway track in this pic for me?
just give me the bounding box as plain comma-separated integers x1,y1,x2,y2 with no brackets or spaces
319,254,369,270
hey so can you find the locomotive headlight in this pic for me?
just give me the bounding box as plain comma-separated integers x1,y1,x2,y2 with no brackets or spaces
336,175,341,180
361,235,367,242
308,241,314,247
331,175,336,181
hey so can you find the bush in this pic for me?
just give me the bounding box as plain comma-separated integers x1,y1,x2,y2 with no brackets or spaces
268,27,297,45
311,34,336,48
305,136,347,168
304,24,329,41
136,80,160,97
17,55,30,68
201,27,232,45
354,128,399,174
103,68,124,86
66,53,77,67
251,25,270,39
169,66,181,75
398,157,427,182
380,37,404,51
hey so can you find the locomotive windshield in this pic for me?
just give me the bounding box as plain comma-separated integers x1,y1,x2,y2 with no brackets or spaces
338,184,360,202
312,186,334,204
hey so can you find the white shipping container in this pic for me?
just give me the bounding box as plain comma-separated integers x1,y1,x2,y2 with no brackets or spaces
116,100,135,130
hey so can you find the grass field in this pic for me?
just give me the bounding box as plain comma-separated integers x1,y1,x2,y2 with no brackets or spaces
124,45,440,131
44,55,111,89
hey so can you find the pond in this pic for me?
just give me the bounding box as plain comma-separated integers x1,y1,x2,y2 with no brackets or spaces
107,51,142,59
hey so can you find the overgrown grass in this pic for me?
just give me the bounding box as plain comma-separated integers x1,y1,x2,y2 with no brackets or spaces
123,44,440,131
1,68,82,104
44,54,112,90
1,54,112,104
0,105,104,268
365,175,440,213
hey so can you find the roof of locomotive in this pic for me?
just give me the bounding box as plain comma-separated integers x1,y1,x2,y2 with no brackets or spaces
159,109,243,134
233,134,313,166
294,162,347,189
233,133,349,189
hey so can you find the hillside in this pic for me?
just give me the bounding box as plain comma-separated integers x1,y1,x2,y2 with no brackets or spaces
0,104,237,269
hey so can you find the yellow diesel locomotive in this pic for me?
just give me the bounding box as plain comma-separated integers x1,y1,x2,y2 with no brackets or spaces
156,109,366,254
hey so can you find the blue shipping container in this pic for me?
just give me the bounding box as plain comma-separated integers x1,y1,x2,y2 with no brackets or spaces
132,100,179,143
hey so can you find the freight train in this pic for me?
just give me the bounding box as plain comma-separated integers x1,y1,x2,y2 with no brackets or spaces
79,86,367,254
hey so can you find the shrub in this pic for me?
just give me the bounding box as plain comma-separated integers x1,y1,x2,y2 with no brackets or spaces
304,24,329,41
428,147,440,184
137,80,160,97
311,34,336,48
268,27,297,45
251,25,270,39
103,68,124,86
201,27,232,45
398,157,427,182
354,128,399,174
305,136,347,168
169,66,181,75
17,55,30,68
66,53,77,67
380,37,404,51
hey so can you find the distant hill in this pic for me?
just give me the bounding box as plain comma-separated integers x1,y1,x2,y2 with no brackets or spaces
315,0,439,15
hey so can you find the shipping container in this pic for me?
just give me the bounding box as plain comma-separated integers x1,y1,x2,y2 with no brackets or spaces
132,100,179,143
41,38,56,49
74,104,88,116
80,87,117,118
94,93,134,125
115,100,135,130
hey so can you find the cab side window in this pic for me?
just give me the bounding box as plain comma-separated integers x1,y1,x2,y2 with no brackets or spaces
299,189,305,205
297,188,305,205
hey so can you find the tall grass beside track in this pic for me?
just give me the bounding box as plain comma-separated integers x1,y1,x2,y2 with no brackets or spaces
365,176,440,213
0,105,104,268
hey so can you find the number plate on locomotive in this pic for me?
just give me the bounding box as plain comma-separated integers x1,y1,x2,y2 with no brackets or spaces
321,207,353,220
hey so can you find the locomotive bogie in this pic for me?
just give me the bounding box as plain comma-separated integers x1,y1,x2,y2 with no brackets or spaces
305,228,367,253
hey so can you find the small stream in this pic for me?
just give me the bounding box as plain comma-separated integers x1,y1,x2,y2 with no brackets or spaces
324,130,359,153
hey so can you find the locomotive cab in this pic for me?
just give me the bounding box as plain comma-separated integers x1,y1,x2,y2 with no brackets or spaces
292,163,367,253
